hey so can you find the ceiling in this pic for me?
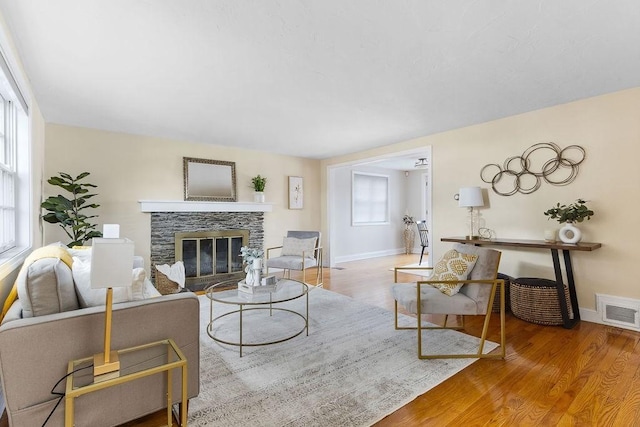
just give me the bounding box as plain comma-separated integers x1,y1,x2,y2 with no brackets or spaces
1,1,639,161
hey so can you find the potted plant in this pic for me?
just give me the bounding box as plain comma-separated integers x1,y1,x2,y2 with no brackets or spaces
251,175,267,203
41,172,103,247
543,199,594,243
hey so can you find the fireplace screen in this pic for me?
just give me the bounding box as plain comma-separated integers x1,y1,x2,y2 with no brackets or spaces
175,230,248,283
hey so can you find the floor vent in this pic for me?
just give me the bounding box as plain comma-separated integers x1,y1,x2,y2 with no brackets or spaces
596,294,640,331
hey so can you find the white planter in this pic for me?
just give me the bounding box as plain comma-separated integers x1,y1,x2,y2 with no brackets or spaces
559,222,582,244
254,192,265,203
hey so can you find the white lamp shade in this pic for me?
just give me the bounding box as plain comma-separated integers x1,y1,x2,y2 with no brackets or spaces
458,187,484,208
90,238,134,289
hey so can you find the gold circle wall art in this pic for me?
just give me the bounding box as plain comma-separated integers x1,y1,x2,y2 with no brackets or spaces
480,142,586,196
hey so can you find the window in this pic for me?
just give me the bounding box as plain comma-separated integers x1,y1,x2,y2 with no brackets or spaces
0,93,16,253
0,45,29,257
352,172,389,225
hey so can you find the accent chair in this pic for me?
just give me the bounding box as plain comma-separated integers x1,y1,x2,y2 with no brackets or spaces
266,231,323,287
391,242,505,359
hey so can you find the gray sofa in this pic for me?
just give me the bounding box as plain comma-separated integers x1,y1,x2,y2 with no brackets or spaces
0,249,200,426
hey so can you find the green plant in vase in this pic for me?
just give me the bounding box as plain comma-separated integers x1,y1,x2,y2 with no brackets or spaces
543,199,594,224
251,175,267,192
543,199,594,244
41,172,103,247
251,175,267,203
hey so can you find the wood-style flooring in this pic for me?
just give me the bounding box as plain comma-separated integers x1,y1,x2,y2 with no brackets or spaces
4,254,640,426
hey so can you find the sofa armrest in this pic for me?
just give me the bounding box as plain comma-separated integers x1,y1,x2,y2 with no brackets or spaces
0,292,200,427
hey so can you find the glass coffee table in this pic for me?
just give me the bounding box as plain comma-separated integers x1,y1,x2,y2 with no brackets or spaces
205,278,309,356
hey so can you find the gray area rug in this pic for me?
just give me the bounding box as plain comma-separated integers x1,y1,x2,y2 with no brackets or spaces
188,288,497,426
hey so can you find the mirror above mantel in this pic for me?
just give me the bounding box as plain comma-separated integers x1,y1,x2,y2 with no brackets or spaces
183,157,237,202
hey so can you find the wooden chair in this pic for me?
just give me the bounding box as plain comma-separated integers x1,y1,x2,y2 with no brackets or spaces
391,243,505,359
415,220,429,265
266,231,323,287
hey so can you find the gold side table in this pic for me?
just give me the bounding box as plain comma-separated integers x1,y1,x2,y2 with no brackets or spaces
64,339,188,426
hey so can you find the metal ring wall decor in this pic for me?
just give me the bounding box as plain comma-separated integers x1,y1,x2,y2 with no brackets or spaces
480,142,586,196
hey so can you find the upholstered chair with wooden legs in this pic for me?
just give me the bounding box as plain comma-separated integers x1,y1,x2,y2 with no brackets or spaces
266,231,323,287
391,243,505,359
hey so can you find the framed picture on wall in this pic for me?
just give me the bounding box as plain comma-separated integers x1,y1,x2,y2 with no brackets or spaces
288,176,303,209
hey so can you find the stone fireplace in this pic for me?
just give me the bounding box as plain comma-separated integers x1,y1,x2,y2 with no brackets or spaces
147,206,267,291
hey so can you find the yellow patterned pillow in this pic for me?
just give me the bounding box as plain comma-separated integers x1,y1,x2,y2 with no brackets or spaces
429,249,479,296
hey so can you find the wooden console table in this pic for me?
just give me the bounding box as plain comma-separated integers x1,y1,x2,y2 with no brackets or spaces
441,237,602,329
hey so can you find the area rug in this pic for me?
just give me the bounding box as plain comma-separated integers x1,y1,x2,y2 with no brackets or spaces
389,263,433,278
188,288,497,426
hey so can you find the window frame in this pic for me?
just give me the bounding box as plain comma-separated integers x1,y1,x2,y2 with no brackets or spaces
0,42,31,264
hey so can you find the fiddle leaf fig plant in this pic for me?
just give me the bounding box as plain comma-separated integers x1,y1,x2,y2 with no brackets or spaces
543,199,594,224
41,172,103,247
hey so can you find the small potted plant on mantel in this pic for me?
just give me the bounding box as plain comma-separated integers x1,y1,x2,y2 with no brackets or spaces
543,199,594,244
251,175,267,203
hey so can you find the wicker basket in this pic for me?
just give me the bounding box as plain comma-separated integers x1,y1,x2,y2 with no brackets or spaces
154,267,181,295
510,277,573,326
491,273,513,313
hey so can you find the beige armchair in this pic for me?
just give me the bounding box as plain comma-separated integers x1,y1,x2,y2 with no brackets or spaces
391,243,505,359
266,231,323,287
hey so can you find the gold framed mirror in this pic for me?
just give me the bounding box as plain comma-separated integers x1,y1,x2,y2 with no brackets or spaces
183,157,237,202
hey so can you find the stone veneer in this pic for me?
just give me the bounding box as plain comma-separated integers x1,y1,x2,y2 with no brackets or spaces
150,211,264,290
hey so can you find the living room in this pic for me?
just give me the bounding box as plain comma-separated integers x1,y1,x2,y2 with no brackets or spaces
1,1,640,426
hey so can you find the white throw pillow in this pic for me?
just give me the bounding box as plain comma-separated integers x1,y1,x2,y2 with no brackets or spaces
281,237,317,257
142,278,162,298
72,257,145,307
68,247,92,263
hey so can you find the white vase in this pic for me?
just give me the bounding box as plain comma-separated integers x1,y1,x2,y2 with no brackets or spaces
245,269,255,286
254,192,265,203
559,222,582,244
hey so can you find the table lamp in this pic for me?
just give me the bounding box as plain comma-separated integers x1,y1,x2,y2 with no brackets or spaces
90,237,134,377
458,186,484,240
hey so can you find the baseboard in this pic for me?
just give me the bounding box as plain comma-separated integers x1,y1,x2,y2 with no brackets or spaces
334,248,405,264
579,307,599,325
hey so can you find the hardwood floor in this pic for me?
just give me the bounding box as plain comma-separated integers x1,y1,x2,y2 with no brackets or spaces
4,254,639,426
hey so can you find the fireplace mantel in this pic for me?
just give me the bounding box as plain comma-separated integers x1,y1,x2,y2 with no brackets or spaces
139,200,273,213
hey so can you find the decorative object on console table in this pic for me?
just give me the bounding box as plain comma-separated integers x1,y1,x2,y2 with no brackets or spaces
90,237,134,378
455,186,484,240
40,171,103,247
402,214,415,254
251,174,267,203
543,198,594,244
288,176,304,209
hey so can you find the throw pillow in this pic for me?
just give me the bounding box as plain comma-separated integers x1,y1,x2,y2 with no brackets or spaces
72,257,145,308
68,246,92,263
429,249,479,296
17,257,79,318
281,237,317,257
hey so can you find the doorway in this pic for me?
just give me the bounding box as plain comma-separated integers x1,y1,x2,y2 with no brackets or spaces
326,146,432,267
